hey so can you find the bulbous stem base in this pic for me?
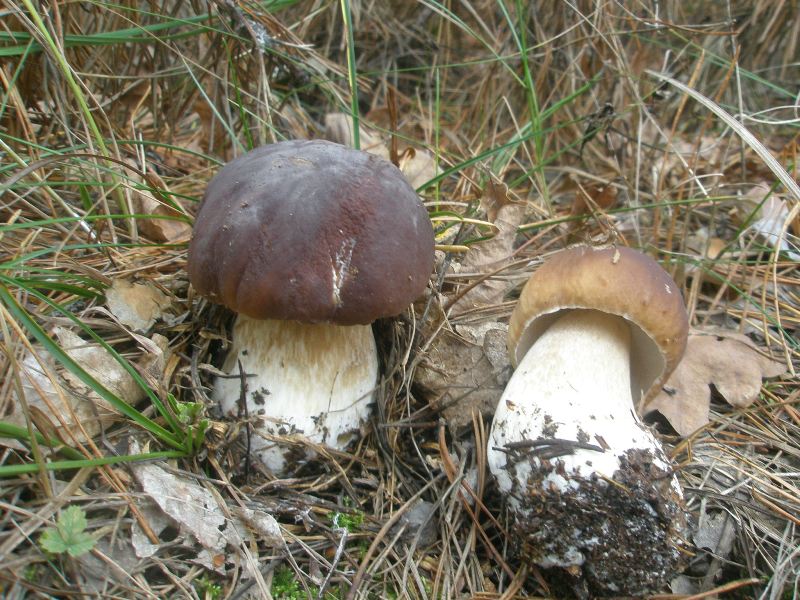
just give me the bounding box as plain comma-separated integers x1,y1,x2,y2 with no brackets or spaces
488,310,686,596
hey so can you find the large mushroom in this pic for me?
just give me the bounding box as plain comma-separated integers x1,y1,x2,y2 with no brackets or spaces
188,140,434,473
487,244,689,596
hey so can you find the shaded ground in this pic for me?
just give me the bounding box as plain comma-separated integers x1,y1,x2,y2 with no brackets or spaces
1,1,798,598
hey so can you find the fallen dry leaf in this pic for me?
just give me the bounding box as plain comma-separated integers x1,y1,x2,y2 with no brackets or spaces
234,506,283,547
390,499,438,547
324,111,438,189
641,124,724,190
693,509,737,556
76,537,141,594
106,278,170,333
450,180,525,311
570,181,618,218
397,146,438,189
132,190,192,243
10,327,149,442
131,500,175,559
737,184,800,260
563,180,620,241
131,458,283,571
686,227,728,260
671,441,761,595
415,321,511,431
123,159,192,243
479,176,512,223
132,461,244,554
324,112,388,157
645,331,786,436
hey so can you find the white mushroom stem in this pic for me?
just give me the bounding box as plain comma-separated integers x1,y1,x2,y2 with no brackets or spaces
488,309,682,568
214,315,378,473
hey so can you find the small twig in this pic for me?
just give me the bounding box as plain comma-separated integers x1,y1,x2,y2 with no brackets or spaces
345,473,444,600
647,577,761,599
494,437,605,463
318,526,348,600
237,359,251,481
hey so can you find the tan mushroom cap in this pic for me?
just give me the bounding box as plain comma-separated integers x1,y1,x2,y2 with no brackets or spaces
508,245,689,406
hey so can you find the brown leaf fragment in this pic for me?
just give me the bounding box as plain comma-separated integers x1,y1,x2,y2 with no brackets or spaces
10,328,148,443
396,146,438,189
124,159,191,243
415,321,511,431
570,181,617,218
451,191,525,311
324,112,388,158
645,331,787,436
131,186,192,243
479,176,512,223
106,278,170,333
324,112,438,189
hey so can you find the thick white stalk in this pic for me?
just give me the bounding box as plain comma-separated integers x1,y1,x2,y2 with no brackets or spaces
214,315,378,473
488,310,685,595
490,309,671,495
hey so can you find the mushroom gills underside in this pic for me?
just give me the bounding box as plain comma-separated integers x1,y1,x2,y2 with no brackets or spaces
488,309,686,596
214,315,378,473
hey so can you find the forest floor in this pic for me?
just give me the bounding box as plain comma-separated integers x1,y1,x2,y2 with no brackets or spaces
1,2,798,598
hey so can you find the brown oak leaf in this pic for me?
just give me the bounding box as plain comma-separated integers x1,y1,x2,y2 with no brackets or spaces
644,331,786,436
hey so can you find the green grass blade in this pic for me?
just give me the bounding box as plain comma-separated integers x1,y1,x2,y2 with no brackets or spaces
0,283,183,449
339,0,360,149
0,450,187,477
0,422,85,461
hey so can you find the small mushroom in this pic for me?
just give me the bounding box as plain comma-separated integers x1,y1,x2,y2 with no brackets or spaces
188,140,434,473
487,245,689,596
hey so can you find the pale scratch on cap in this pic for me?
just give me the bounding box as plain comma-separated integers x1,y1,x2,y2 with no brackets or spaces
331,237,357,307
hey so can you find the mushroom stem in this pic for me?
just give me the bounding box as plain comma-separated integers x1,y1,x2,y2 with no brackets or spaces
488,309,685,594
214,315,378,473
490,309,671,490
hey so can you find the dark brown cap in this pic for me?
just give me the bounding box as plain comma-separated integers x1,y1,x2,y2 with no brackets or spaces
508,245,689,405
187,140,435,325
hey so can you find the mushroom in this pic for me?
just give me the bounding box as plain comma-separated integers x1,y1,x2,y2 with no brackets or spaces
188,140,434,473
487,245,689,596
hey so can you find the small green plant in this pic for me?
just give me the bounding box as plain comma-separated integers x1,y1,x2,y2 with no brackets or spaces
271,566,309,600
270,566,344,600
23,564,40,582
192,573,223,600
329,509,364,532
328,497,365,532
39,506,97,557
167,393,210,454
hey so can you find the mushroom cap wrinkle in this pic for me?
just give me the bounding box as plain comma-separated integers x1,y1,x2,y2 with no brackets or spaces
508,244,689,406
188,139,435,325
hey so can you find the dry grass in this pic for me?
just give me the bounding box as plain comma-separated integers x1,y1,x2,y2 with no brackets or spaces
1,1,798,598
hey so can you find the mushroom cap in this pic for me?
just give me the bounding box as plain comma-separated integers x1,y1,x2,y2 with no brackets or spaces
188,140,435,325
508,245,689,405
